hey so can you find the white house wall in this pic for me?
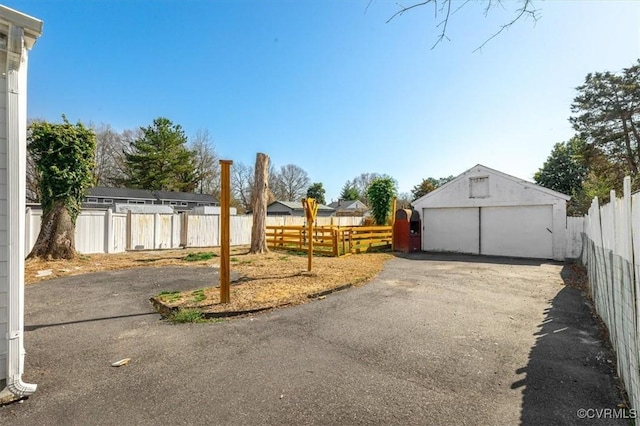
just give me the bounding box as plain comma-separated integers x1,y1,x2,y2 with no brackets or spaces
0,53,7,382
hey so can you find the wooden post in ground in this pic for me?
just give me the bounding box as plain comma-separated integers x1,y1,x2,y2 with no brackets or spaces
302,198,318,271
391,197,397,251
220,160,233,304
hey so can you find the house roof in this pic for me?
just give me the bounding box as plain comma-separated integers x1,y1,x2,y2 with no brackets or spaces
86,188,219,203
0,6,43,48
86,187,155,200
153,190,218,203
412,164,571,205
269,200,334,211
327,200,368,210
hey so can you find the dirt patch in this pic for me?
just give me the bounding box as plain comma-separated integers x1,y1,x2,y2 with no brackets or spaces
25,246,392,314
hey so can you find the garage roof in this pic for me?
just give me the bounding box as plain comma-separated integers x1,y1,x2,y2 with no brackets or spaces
412,164,571,205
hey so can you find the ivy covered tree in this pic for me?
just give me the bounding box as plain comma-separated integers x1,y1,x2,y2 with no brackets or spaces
122,117,197,191
27,117,96,260
306,182,326,205
367,177,397,225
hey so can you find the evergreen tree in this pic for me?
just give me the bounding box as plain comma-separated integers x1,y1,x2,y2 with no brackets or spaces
122,117,197,191
339,181,360,201
306,182,326,205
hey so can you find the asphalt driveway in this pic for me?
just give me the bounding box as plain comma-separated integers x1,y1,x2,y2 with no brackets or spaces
1,254,625,425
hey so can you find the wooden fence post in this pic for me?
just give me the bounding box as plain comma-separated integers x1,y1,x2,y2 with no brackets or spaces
220,160,233,304
302,198,319,271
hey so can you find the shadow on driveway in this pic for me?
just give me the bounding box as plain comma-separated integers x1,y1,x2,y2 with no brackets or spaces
514,266,626,425
393,251,561,267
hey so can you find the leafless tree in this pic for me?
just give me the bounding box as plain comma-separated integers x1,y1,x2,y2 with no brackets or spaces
380,0,539,51
272,164,311,201
232,161,255,213
92,123,129,187
189,129,220,198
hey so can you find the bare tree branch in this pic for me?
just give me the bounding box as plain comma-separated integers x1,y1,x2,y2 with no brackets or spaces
472,0,538,53
384,0,539,52
432,0,452,49
386,1,434,24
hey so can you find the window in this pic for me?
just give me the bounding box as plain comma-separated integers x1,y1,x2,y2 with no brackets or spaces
181,202,188,206
102,198,113,204
86,197,98,203
127,200,145,204
169,201,177,206
469,177,489,198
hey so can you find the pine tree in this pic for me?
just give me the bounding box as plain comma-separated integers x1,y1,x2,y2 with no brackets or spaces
122,117,197,191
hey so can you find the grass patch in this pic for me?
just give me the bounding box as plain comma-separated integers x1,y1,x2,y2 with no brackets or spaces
230,257,239,262
171,308,205,323
184,252,217,262
191,289,206,303
278,255,289,261
157,290,182,303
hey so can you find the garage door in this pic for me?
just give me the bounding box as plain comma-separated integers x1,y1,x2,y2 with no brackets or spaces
481,205,553,259
422,208,480,254
421,205,553,259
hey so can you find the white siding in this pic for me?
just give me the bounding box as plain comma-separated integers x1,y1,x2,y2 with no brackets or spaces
0,69,7,381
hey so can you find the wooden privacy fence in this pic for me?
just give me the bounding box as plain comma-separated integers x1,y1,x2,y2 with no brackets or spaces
266,225,393,256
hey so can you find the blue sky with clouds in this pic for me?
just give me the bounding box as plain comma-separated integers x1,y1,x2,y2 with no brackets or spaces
7,0,640,201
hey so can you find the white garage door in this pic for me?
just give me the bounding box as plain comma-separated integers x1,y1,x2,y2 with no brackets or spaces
422,208,480,254
421,205,554,259
481,205,553,259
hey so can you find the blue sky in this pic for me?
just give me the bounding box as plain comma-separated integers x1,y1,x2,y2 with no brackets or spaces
7,0,640,201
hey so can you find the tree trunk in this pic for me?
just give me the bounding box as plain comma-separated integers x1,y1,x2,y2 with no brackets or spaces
27,200,77,260
250,153,270,254
621,116,639,174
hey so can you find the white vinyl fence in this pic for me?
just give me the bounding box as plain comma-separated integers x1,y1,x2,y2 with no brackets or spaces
566,216,584,259
24,209,365,256
582,176,640,413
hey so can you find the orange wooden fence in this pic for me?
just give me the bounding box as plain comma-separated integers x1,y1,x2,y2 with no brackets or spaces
266,225,392,256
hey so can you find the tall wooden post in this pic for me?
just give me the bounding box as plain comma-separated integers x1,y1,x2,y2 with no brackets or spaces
302,198,318,271
391,197,397,251
220,160,233,304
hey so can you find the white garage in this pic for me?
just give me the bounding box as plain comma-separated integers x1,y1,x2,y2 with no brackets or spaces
412,165,570,261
